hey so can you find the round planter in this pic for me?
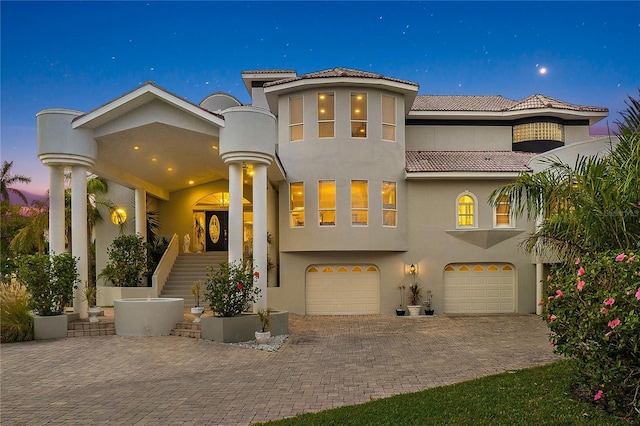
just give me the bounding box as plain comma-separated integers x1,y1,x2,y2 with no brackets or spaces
424,308,435,316
87,307,101,323
395,308,406,316
255,330,271,344
407,305,421,317
191,307,205,323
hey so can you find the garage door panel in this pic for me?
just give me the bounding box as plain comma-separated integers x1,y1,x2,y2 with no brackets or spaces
444,263,515,314
306,265,379,315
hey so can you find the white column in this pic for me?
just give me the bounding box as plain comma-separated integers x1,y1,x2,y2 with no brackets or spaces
135,188,147,241
71,165,88,319
48,166,66,255
228,162,244,264
252,163,268,311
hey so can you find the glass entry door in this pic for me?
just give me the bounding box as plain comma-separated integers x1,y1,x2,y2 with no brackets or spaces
205,211,228,251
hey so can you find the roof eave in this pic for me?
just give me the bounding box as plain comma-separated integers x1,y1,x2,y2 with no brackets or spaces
405,171,527,180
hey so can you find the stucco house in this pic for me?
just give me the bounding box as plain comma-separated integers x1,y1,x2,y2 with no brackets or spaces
36,67,611,318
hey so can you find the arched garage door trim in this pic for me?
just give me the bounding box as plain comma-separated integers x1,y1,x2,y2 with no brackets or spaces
306,264,380,315
443,263,516,313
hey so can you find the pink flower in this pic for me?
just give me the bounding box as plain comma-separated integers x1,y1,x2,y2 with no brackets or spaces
605,331,613,339
577,267,585,277
636,287,640,301
600,307,609,314
575,258,581,265
547,274,552,281
615,253,627,262
594,390,603,401
547,314,557,322
608,318,621,329
555,290,563,298
577,280,585,291
627,256,636,263
537,299,544,306
604,297,615,306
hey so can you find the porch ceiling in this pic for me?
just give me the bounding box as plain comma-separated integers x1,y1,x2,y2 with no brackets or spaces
92,122,226,198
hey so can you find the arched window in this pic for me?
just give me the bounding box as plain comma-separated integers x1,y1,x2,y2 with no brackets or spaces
456,192,477,228
494,196,514,228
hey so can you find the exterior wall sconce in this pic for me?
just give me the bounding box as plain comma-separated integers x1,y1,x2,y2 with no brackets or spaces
406,263,418,277
110,207,127,225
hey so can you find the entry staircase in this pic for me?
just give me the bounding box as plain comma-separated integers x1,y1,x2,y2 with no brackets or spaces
160,252,227,308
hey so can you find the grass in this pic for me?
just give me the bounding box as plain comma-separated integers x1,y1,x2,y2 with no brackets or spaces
257,360,630,425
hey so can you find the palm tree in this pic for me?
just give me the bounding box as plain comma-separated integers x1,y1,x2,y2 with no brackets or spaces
0,161,31,205
489,90,640,263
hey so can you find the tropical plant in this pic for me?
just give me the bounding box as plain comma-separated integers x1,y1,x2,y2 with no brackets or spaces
489,90,640,262
203,260,261,317
407,282,422,305
0,160,31,205
82,283,98,307
543,251,639,421
8,198,49,255
15,252,78,316
257,307,272,332
0,281,34,342
98,234,147,287
190,280,202,307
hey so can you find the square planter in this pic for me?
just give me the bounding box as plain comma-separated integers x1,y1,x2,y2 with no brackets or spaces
34,314,69,340
201,311,288,343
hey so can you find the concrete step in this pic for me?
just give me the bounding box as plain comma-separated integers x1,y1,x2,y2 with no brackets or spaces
170,321,202,339
67,319,116,337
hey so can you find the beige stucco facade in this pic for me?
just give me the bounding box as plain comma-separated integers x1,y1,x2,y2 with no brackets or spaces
37,67,610,317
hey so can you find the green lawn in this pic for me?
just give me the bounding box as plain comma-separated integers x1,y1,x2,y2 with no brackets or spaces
257,360,630,425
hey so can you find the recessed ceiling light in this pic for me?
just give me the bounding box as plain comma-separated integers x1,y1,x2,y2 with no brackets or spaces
134,146,140,150
188,180,194,185
167,167,173,171
212,145,218,150
151,157,157,162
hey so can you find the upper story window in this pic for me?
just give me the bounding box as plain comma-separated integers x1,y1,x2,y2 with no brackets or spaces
494,196,514,228
351,180,369,226
289,96,303,141
382,181,397,227
318,93,335,138
382,95,396,141
318,180,336,226
351,93,367,138
457,192,477,228
289,182,304,227
513,122,564,143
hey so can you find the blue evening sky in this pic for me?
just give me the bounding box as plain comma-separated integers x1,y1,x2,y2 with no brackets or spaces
2,1,639,196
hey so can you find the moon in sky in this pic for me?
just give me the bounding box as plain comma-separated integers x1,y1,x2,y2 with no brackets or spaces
539,67,548,75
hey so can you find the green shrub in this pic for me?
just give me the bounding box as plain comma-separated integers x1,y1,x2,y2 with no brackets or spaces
204,260,260,317
0,281,34,342
99,234,147,287
15,252,78,316
542,250,640,421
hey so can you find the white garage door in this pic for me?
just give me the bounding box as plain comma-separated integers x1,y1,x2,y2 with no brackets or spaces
306,265,380,315
444,263,515,313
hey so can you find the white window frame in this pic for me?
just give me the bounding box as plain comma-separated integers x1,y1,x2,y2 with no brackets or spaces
381,95,396,142
318,180,336,227
493,196,515,228
289,96,303,142
351,179,369,226
382,181,397,227
317,92,335,139
350,92,368,139
289,181,305,228
456,191,478,229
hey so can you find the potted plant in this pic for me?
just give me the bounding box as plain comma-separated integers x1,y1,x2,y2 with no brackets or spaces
423,290,434,316
190,280,205,323
396,285,406,316
407,282,422,316
255,307,272,344
83,283,101,323
16,252,78,339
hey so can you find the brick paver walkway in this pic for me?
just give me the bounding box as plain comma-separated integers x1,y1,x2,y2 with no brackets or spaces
1,314,560,425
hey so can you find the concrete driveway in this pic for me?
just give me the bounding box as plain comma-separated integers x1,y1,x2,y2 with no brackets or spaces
0,314,560,425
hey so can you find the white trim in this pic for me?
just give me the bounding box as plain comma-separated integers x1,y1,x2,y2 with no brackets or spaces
381,94,397,142
382,180,397,228
289,95,304,142
350,179,369,227
72,83,225,129
350,92,368,140
289,181,305,228
317,91,335,139
318,180,337,227
493,196,515,229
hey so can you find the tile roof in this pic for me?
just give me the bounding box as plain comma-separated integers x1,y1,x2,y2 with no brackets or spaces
411,94,607,113
406,151,537,173
412,95,516,111
264,67,419,88
241,69,297,75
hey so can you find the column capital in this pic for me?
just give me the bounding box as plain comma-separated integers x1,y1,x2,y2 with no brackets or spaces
221,151,272,166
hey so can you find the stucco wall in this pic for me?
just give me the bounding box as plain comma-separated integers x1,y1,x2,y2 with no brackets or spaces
405,125,513,151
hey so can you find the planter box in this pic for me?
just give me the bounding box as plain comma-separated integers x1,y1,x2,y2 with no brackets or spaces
201,311,288,343
34,314,69,340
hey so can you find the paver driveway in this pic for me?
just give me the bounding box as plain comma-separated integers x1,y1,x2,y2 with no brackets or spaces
1,314,560,425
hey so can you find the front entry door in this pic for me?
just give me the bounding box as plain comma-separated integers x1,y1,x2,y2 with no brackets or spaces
205,211,228,251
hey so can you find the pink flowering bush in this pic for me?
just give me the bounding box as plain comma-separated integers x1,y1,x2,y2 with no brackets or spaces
542,251,639,421
204,260,260,317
